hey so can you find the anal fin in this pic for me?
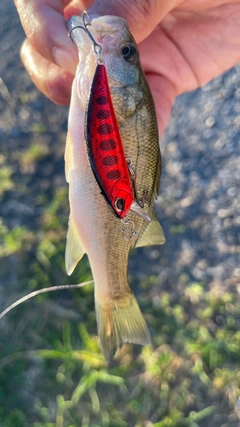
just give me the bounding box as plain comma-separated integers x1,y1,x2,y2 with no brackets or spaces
65,216,85,275
135,208,165,248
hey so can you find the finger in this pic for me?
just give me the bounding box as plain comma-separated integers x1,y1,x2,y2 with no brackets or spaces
63,0,93,20
14,0,82,74
177,0,236,11
87,0,176,43
21,39,74,105
161,5,240,92
138,32,177,134
146,73,176,137
62,0,73,7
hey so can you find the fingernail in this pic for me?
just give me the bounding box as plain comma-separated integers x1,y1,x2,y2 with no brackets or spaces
52,47,77,75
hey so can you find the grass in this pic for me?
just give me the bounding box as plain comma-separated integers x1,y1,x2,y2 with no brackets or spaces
1,201,240,427
1,109,240,427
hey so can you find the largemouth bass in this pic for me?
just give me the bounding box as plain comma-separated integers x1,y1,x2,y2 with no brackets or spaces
66,14,165,360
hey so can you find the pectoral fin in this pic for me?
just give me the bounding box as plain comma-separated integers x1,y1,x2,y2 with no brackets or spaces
65,217,85,275
135,209,165,248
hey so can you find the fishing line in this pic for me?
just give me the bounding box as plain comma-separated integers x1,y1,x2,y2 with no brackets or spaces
0,281,94,320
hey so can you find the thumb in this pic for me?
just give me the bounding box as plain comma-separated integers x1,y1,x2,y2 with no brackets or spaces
87,0,176,43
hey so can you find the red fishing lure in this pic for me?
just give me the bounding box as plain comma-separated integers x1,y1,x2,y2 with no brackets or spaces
85,63,135,218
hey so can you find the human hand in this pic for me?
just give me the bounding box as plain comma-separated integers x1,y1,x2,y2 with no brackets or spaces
14,0,240,136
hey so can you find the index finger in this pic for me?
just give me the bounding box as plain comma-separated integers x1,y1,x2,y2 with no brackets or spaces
14,0,82,74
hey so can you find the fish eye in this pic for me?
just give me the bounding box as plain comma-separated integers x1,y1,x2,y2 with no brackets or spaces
121,44,137,61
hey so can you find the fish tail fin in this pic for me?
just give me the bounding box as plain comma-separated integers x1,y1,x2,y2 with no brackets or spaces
95,292,151,360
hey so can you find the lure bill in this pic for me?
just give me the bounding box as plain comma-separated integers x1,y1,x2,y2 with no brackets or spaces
66,13,165,359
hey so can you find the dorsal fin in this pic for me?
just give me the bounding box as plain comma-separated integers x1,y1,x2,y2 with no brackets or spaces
65,216,85,275
135,209,165,248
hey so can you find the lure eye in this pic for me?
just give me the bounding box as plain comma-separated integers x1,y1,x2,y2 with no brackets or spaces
115,198,125,212
121,44,137,61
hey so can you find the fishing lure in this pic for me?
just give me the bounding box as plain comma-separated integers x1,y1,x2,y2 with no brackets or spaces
69,12,150,221
85,62,135,218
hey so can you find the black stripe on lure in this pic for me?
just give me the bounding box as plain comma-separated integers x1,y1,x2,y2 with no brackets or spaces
69,12,150,222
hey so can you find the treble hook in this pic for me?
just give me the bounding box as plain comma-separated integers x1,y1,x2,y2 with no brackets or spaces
68,11,102,57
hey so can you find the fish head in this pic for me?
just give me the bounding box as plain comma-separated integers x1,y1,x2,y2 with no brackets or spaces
67,15,141,87
91,15,141,86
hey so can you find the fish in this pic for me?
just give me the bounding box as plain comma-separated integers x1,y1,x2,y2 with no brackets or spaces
65,14,165,360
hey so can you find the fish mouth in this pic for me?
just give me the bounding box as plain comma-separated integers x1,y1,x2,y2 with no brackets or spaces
67,14,127,54
67,15,83,32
